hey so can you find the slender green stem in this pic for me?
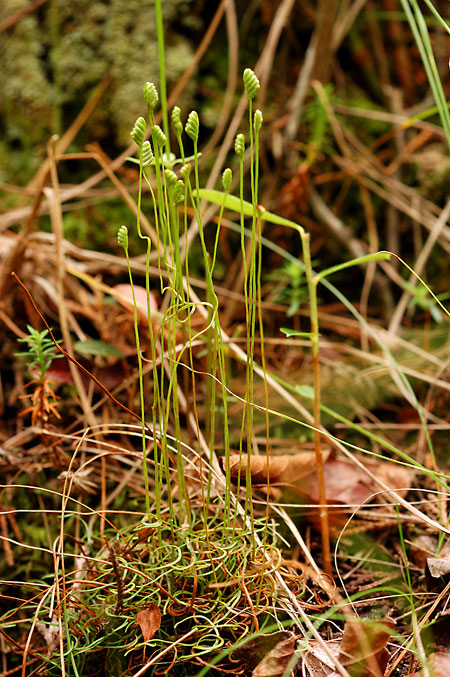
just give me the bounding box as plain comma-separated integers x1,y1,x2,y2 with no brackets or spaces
398,0,450,149
124,247,150,516
154,0,171,152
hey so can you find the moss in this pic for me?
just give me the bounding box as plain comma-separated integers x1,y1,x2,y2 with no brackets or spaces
0,0,195,178
0,0,53,143
103,0,194,144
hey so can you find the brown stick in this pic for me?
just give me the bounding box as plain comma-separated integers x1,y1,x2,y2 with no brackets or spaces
0,0,47,33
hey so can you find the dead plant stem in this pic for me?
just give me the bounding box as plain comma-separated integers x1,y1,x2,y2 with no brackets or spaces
301,232,332,576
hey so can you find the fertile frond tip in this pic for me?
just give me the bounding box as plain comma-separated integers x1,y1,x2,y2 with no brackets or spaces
222,168,232,191
131,117,146,147
185,111,199,143
143,82,159,110
141,140,154,166
243,68,260,100
152,125,167,148
234,133,245,158
171,106,183,137
117,225,128,249
254,109,263,132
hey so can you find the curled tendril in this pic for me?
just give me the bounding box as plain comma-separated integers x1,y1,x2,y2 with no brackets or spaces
141,140,154,167
171,106,183,137
117,225,128,249
234,133,245,158
130,117,146,147
254,109,263,133
143,82,159,110
222,168,232,191
185,111,199,143
152,125,167,148
243,68,260,100
164,169,177,188
180,163,191,181
173,180,185,205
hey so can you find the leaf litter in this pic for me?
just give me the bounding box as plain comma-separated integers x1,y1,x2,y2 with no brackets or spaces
2,3,450,673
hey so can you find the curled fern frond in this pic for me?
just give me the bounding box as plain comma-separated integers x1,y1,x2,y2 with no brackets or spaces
222,168,232,191
171,106,183,137
130,117,146,147
152,124,167,148
243,68,260,100
141,140,154,167
143,82,159,110
254,109,263,133
185,111,199,143
173,180,185,205
117,225,129,249
164,169,177,188
234,133,245,158
180,163,191,181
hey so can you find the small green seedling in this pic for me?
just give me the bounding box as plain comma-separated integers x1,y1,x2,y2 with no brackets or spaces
16,325,63,425
16,325,62,381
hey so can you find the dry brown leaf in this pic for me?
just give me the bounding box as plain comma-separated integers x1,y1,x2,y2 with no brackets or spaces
136,604,161,642
252,632,297,676
424,541,450,589
371,462,411,499
338,617,394,676
427,557,450,578
410,534,437,570
300,617,393,677
301,639,341,676
44,360,125,392
112,284,158,328
226,451,328,485
410,651,450,676
232,631,295,674
225,453,410,509
304,459,374,505
304,459,411,506
411,610,450,674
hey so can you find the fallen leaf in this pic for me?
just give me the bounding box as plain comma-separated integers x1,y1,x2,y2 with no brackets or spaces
300,639,341,676
304,459,374,506
111,284,158,329
232,631,295,673
410,651,450,676
371,462,411,499
224,451,329,485
300,617,393,677
338,617,394,676
252,632,297,676
410,534,437,570
411,610,450,674
426,554,450,592
224,453,410,510
304,459,411,506
136,604,161,642
44,360,125,392
427,557,450,579
73,339,123,359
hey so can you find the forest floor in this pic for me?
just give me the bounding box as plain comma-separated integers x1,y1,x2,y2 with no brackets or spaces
1,2,450,676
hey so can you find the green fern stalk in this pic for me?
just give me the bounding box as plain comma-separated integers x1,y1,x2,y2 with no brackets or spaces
117,225,151,517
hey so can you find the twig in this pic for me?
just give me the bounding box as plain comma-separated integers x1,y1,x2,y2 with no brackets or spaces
285,33,318,144
0,0,47,33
